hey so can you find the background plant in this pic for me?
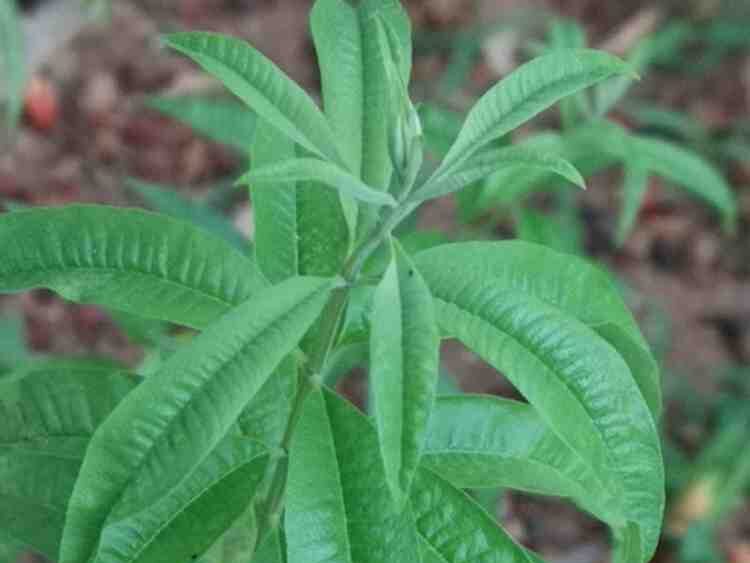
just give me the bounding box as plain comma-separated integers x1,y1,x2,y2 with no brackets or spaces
419,16,738,254
0,2,666,563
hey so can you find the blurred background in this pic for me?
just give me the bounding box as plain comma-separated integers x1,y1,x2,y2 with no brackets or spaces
1,0,749,562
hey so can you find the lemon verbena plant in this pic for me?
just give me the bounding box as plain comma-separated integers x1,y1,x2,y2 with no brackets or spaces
0,1,664,562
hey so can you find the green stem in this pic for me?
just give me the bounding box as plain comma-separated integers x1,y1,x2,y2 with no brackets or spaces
252,292,348,547
344,204,411,281
251,201,410,554
253,371,313,544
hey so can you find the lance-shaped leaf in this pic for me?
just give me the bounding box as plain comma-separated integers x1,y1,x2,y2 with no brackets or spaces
516,208,583,255
251,120,300,283
435,49,633,179
629,135,737,231
615,163,650,246
296,174,353,278
414,147,585,202
310,0,364,176
60,276,336,563
254,528,285,563
248,125,363,278
422,395,621,525
127,178,250,253
414,247,664,561
370,241,439,506
239,158,397,207
146,95,257,152
310,0,411,188
237,355,298,449
310,0,411,243
412,469,543,563
97,436,268,563
164,32,342,165
285,389,421,563
414,241,661,419
0,364,139,560
0,205,266,330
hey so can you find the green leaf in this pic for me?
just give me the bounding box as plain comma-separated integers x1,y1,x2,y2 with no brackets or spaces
164,32,342,165
251,120,300,283
412,469,543,563
546,20,592,128
0,0,24,130
370,241,439,506
254,528,285,563
60,276,336,563
198,504,257,563
415,147,585,202
310,0,411,240
435,49,633,178
310,0,412,182
99,437,268,563
515,208,582,255
622,102,708,143
310,0,363,176
238,355,297,449
0,205,266,330
0,312,28,373
593,40,650,117
629,135,737,231
240,158,397,207
547,19,588,50
108,309,167,348
422,395,620,524
0,364,139,559
249,121,359,279
309,0,372,247
146,95,257,152
615,164,649,246
285,388,421,563
468,126,619,216
415,241,661,419
414,244,664,561
127,178,250,253
420,103,464,159
612,522,643,563
321,341,368,387
296,176,353,278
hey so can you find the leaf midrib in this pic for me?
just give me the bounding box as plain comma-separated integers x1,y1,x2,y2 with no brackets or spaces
434,296,624,505
1,264,240,314
88,287,325,561
443,66,617,178
422,451,591,498
413,468,539,563
119,452,266,563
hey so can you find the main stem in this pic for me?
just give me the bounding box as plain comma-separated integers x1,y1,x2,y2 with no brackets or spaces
252,203,406,550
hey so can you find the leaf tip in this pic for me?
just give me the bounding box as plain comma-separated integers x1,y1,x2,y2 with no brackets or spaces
159,33,176,50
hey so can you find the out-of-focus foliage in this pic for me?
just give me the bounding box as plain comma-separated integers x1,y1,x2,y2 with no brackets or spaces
0,0,24,130
420,17,740,252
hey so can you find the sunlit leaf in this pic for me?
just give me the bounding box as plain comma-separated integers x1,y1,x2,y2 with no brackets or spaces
0,206,266,329
370,241,438,506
